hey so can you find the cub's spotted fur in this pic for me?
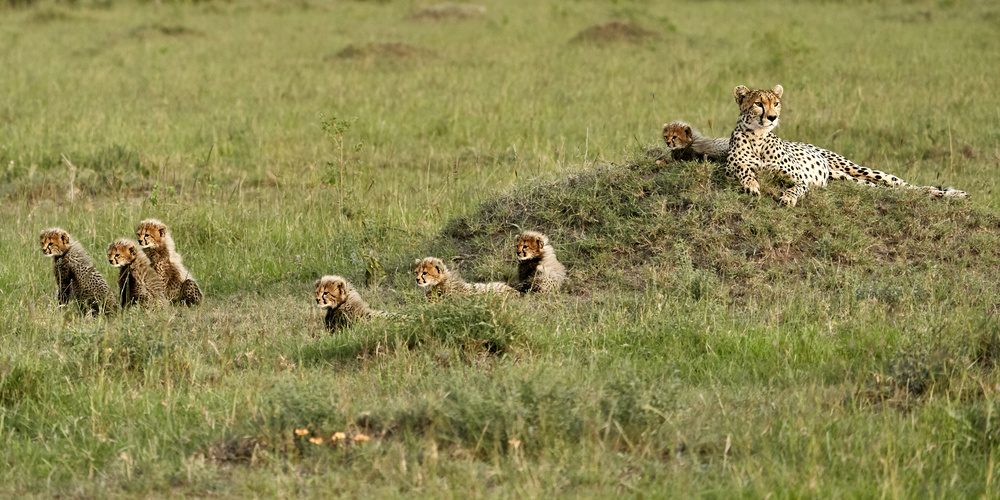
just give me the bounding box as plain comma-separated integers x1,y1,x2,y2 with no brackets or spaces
39,228,115,314
313,275,386,332
727,84,968,206
662,121,729,162
135,219,203,305
514,231,566,294
414,257,517,301
107,238,168,309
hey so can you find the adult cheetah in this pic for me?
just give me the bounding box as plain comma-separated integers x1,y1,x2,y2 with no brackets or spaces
726,84,968,206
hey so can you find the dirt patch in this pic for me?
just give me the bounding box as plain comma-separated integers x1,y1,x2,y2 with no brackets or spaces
333,43,435,61
572,22,660,44
410,3,486,21
206,436,272,465
129,23,204,39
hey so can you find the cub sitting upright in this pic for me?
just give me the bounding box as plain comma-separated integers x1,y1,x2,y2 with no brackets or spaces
39,228,115,314
414,257,517,301
135,219,203,305
107,238,168,309
313,275,386,332
513,231,566,294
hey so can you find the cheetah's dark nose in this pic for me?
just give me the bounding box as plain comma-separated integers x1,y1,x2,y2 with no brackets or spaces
766,115,777,122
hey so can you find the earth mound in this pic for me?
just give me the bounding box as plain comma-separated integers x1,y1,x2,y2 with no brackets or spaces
434,149,1000,304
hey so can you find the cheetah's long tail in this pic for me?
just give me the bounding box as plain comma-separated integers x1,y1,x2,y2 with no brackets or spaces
824,151,968,199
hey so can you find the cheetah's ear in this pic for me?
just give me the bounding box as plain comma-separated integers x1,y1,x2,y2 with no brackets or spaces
313,279,321,289
434,262,445,273
771,85,783,99
733,85,750,104
336,281,346,294
683,124,692,136
60,233,70,245
158,227,165,237
128,245,136,258
534,236,545,248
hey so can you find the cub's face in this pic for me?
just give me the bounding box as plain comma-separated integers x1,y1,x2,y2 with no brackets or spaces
135,219,167,248
734,84,783,132
515,233,546,261
40,228,71,257
314,276,348,308
662,122,693,150
107,239,138,267
414,258,446,288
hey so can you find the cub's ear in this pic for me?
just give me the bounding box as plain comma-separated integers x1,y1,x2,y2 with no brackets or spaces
534,236,544,248
733,85,750,104
414,258,421,266
434,262,445,273
313,279,321,289
61,233,70,245
336,281,347,294
771,84,783,99
683,125,692,136
128,245,136,257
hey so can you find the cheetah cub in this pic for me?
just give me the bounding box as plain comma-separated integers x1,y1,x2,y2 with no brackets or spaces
135,219,203,305
414,257,517,301
107,238,168,309
662,121,729,162
39,228,116,314
314,275,387,332
514,231,566,294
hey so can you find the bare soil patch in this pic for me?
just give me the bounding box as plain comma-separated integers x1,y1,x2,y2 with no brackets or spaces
572,22,660,44
333,42,435,61
410,3,486,21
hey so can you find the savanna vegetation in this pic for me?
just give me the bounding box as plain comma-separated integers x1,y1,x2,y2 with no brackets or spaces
2,0,1000,497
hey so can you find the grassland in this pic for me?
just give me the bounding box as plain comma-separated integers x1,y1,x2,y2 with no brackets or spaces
2,0,1000,497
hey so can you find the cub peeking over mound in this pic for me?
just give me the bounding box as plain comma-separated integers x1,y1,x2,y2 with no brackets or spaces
662,121,729,162
135,218,202,306
414,257,517,301
39,228,115,314
107,238,168,309
514,231,566,294
314,275,386,332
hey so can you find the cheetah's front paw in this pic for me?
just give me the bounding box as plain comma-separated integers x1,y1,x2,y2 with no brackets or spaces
779,194,798,207
743,179,760,196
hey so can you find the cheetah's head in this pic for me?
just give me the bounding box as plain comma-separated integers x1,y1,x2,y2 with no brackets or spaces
135,219,168,248
414,257,447,288
662,122,694,150
314,275,350,308
734,84,783,133
39,228,72,257
107,238,140,267
515,231,549,261
39,227,73,257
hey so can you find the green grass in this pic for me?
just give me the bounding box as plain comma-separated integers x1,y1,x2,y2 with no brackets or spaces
3,0,1000,497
